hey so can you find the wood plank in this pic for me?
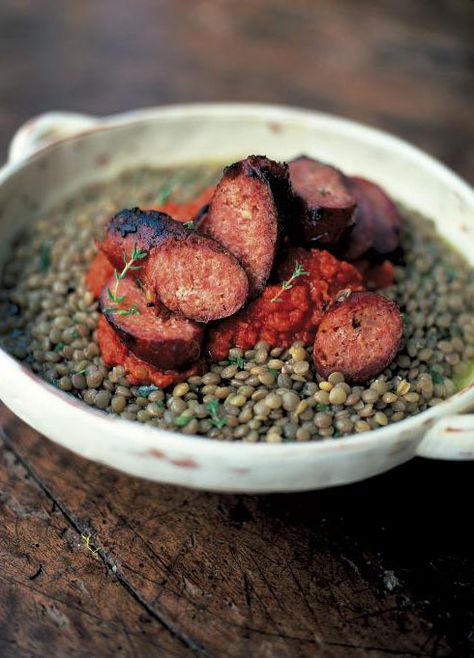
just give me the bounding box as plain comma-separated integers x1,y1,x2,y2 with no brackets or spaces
1,405,455,657
0,413,202,658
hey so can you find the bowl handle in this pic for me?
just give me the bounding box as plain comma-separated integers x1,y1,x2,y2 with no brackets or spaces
8,111,100,164
416,414,474,459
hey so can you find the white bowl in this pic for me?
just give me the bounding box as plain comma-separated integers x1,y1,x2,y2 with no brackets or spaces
1,103,474,492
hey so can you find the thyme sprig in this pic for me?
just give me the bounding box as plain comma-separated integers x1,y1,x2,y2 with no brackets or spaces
270,262,309,303
81,532,100,560
207,399,227,428
183,220,195,229
38,240,52,272
105,242,147,316
156,182,173,206
228,355,245,369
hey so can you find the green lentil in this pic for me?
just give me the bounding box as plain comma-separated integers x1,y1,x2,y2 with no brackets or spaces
329,387,347,405
94,390,111,409
111,396,127,413
319,381,333,392
290,347,306,361
282,391,300,411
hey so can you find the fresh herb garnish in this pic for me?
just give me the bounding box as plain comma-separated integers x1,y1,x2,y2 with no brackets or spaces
136,384,160,397
156,183,172,206
81,533,100,560
71,329,80,339
183,221,195,229
105,303,141,317
76,368,87,375
105,243,147,316
317,403,331,412
429,368,445,384
268,368,280,378
38,240,52,272
207,399,227,428
229,355,245,369
271,262,309,303
53,342,65,353
445,265,457,283
175,415,190,427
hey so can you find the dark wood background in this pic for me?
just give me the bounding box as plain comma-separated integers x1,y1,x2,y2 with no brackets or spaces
1,1,473,657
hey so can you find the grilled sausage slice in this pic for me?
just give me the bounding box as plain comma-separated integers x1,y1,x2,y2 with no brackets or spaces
100,276,204,370
337,181,376,261
199,156,291,298
288,156,356,246
313,291,403,383
352,177,400,257
102,208,249,322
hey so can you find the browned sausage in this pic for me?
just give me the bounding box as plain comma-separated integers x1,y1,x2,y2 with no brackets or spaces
288,156,356,246
99,276,204,370
313,291,403,382
101,208,180,272
337,180,376,261
351,177,400,257
199,155,291,298
101,208,249,323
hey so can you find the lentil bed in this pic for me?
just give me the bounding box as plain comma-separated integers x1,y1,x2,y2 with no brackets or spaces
1,164,474,442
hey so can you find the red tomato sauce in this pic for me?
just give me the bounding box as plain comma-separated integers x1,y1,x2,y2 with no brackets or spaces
154,186,214,222
207,249,363,361
85,251,114,299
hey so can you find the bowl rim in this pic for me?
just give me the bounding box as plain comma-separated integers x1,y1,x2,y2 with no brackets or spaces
1,101,474,457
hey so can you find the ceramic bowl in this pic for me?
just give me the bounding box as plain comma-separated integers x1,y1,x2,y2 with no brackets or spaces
1,103,473,492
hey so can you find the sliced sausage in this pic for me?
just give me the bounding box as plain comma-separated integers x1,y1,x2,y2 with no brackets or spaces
337,181,376,260
100,275,204,370
288,156,356,246
102,207,185,271
102,207,249,322
199,155,291,298
97,315,204,388
313,291,403,383
351,177,400,257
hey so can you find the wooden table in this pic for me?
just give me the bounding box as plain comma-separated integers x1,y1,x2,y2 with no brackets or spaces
1,2,473,656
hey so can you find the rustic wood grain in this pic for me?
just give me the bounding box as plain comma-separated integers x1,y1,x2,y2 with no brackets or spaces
2,404,474,657
0,1,473,657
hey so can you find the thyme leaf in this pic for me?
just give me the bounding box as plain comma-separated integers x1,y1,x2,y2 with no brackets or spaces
228,355,245,369
136,385,160,397
38,240,52,272
156,183,172,206
183,221,195,229
428,368,444,384
105,243,147,316
81,533,100,560
317,403,331,412
207,399,227,428
270,262,309,303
